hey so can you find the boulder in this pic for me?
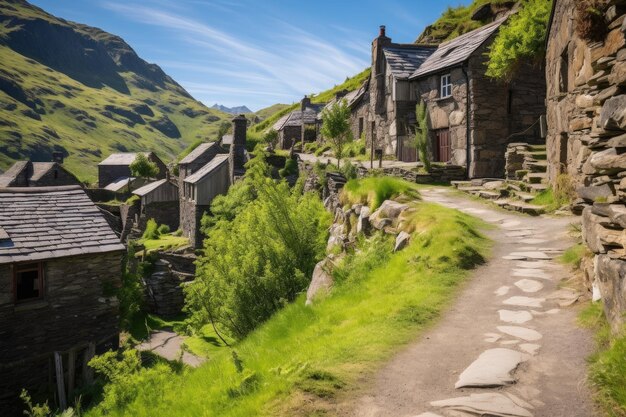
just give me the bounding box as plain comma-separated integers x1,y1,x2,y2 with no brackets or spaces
607,132,626,148
608,204,626,228
577,183,614,201
306,257,335,305
375,200,410,220
594,255,626,333
600,95,626,130
583,148,626,174
582,207,623,253
394,231,411,252
370,216,392,230
356,206,371,235
326,223,345,252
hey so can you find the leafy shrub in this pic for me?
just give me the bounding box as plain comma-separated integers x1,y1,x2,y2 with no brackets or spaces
157,224,170,235
554,173,576,206
125,195,139,205
279,158,298,178
187,165,331,338
486,0,553,80
129,153,159,179
414,101,431,172
314,144,331,156
142,219,159,240
341,160,358,180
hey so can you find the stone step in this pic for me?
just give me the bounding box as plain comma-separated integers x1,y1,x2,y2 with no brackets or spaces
494,199,545,216
458,186,487,192
525,173,547,184
478,190,502,200
512,191,536,203
528,144,546,152
515,169,529,180
526,151,547,160
529,183,549,192
525,160,548,173
451,180,472,189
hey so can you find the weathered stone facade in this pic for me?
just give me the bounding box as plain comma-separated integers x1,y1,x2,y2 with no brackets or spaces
547,0,626,333
0,252,122,411
179,199,209,248
144,251,196,317
98,152,167,188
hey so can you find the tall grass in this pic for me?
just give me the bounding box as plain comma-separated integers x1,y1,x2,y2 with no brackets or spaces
341,177,421,210
86,202,488,417
579,302,626,417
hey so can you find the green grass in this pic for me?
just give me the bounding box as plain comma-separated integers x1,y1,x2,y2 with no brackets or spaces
341,177,421,210
560,244,587,268
579,302,626,417
138,234,189,252
86,201,489,417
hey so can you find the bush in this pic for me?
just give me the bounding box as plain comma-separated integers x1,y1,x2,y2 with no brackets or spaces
279,158,298,178
486,0,553,80
142,219,160,240
186,165,331,339
314,145,331,157
157,224,170,235
341,160,358,180
341,177,421,210
129,154,159,179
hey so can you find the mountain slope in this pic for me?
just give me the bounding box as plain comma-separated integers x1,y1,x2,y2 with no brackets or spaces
211,104,252,114
0,0,230,182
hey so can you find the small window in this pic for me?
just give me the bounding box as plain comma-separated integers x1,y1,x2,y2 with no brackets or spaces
559,46,569,93
358,118,364,138
14,263,43,302
440,74,452,98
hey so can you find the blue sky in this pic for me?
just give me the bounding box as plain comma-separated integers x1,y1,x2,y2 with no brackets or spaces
30,0,472,111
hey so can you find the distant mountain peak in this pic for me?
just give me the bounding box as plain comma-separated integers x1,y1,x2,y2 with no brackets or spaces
211,104,252,115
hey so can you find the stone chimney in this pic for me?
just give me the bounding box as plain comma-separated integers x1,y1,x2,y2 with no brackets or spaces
301,96,311,112
379,25,386,37
230,114,247,179
52,151,64,164
372,25,392,115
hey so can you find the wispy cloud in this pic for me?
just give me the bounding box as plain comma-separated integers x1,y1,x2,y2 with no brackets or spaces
100,1,369,109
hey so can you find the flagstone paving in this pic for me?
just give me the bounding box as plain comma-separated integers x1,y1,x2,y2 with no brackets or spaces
341,188,596,417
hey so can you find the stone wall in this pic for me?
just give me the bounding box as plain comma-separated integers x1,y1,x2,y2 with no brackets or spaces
31,165,82,187
357,165,466,184
547,0,626,333
141,201,180,232
180,199,209,248
144,251,196,317
0,252,122,411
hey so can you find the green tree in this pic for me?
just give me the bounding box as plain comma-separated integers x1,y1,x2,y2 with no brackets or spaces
186,160,331,339
321,99,352,168
414,101,431,172
486,0,553,80
129,153,159,179
262,129,279,147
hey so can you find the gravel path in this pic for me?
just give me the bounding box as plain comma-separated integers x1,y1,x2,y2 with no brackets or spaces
339,188,597,417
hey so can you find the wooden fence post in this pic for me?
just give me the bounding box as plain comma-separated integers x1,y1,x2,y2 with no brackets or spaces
82,343,96,384
54,352,67,410
67,348,76,397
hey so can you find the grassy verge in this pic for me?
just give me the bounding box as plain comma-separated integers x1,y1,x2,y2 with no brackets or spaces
340,177,421,210
560,243,587,269
138,234,189,252
579,302,626,417
86,201,489,417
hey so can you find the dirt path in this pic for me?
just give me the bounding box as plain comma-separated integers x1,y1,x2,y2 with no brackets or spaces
338,188,597,417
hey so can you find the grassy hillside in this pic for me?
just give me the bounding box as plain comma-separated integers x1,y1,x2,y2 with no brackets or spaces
254,103,291,121
0,0,231,182
416,0,516,44
251,68,371,133
85,187,489,417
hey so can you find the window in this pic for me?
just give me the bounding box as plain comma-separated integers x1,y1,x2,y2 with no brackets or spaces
14,262,43,302
559,46,569,94
358,118,364,138
440,74,452,98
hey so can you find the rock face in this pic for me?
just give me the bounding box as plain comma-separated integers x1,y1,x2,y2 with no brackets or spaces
305,257,335,305
546,0,626,333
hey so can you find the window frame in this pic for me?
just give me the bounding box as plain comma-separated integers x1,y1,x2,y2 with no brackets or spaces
13,262,44,304
440,74,452,99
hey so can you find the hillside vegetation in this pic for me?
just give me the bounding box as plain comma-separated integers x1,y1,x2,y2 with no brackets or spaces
0,0,230,182
251,68,371,133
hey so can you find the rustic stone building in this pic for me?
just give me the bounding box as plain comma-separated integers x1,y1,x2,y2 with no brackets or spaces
0,186,124,412
98,152,167,188
322,82,371,146
273,97,325,149
546,0,626,333
132,178,180,231
366,18,546,177
177,142,222,188
0,161,81,187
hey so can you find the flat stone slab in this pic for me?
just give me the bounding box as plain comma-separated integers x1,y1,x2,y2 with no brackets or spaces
502,296,545,308
455,348,528,388
515,261,555,269
497,326,543,341
498,309,533,324
500,220,522,228
431,393,534,417
512,268,553,280
136,330,205,367
519,238,548,244
519,343,541,355
495,285,511,296
504,251,552,260
514,279,544,293
485,332,502,343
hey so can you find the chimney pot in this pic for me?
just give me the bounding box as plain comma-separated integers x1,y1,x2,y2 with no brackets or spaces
379,25,386,37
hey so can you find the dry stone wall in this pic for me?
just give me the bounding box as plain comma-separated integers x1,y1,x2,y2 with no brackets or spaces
547,0,626,333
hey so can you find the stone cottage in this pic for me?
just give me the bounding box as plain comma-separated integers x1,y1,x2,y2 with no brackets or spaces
546,0,626,333
178,142,222,188
321,81,371,145
0,160,81,187
366,18,546,177
98,152,167,188
179,115,247,247
273,97,325,149
132,177,180,231
0,185,124,412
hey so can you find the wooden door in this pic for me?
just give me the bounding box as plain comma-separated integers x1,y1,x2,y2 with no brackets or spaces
436,129,451,162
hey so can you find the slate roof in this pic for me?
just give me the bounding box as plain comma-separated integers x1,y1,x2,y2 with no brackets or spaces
383,46,437,79
321,80,370,117
133,178,176,196
273,104,325,131
104,177,133,192
179,142,220,165
221,134,234,145
410,17,507,79
184,154,229,184
0,186,125,264
99,152,150,166
0,161,29,187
